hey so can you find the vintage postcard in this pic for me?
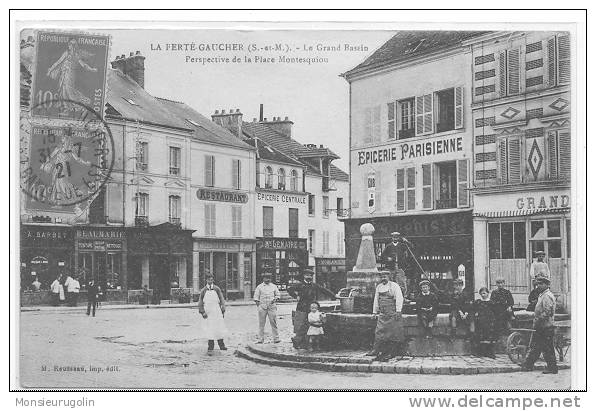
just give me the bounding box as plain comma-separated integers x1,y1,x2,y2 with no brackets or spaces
12,15,585,393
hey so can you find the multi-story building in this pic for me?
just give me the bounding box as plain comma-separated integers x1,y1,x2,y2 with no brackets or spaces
467,31,572,309
20,49,256,302
342,31,483,292
212,111,349,291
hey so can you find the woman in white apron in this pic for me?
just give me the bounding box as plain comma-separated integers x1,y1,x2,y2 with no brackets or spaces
198,274,228,352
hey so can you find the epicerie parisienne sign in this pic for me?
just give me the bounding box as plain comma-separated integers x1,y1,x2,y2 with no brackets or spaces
357,135,463,166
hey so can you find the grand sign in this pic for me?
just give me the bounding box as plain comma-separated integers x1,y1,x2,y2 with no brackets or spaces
516,194,570,210
197,188,248,204
357,136,463,166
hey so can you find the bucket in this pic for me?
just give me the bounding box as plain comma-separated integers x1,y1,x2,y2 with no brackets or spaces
339,296,354,313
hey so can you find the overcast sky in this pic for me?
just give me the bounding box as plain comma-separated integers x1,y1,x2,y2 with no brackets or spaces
106,29,394,172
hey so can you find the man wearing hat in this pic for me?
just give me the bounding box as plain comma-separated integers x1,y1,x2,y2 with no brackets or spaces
253,272,280,344
521,274,558,374
530,251,551,280
381,232,410,296
288,269,326,349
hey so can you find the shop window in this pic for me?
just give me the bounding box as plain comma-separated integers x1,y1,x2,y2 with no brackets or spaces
169,146,181,176
530,218,563,260
308,195,315,216
226,253,239,291
488,222,526,259
78,253,93,283
106,253,121,289
263,206,273,237
289,208,299,238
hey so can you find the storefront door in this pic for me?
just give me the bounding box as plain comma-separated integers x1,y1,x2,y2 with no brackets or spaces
213,252,227,293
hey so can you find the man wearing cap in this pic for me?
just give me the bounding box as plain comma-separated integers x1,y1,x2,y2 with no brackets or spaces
253,272,280,344
490,278,515,334
530,251,551,280
288,269,326,349
381,232,409,296
521,274,558,374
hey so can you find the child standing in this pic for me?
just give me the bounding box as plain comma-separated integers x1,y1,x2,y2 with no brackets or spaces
307,302,326,351
471,287,497,358
448,278,472,339
416,280,439,339
490,278,514,334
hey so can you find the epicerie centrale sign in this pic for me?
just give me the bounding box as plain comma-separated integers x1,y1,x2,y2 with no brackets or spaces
357,136,463,166
257,192,306,204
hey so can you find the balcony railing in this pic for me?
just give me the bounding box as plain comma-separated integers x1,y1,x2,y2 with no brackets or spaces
169,167,180,176
135,216,149,227
169,217,181,227
398,128,415,139
435,198,457,209
262,229,274,237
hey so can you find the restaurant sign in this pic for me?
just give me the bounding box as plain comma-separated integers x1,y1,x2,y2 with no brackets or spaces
197,188,248,204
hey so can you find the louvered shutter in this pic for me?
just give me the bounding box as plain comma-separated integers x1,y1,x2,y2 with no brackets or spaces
232,159,239,189
454,86,464,129
205,155,213,187
415,95,424,135
558,130,571,179
387,101,396,140
547,130,559,179
498,50,507,97
557,34,571,85
457,159,469,208
422,163,432,209
423,94,433,134
498,139,508,184
508,137,522,183
395,168,405,212
546,37,557,87
406,167,416,210
507,48,521,95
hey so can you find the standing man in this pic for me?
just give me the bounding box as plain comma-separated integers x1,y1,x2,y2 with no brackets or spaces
287,269,325,349
64,273,74,306
367,272,404,361
530,251,551,279
490,278,515,334
521,274,558,374
67,276,81,307
50,275,64,306
198,274,228,352
86,278,99,317
380,232,409,296
253,272,280,344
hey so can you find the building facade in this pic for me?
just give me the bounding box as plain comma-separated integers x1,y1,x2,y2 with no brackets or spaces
467,31,572,309
342,32,482,293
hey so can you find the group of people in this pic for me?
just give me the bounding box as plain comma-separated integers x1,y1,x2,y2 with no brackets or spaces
48,273,101,316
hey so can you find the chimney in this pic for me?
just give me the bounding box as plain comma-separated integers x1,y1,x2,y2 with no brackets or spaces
212,108,243,139
259,104,264,122
111,50,146,88
265,115,293,138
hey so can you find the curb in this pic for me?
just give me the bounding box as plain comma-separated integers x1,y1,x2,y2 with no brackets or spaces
238,344,571,375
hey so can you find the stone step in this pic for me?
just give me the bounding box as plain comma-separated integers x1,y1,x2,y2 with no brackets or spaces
246,343,372,364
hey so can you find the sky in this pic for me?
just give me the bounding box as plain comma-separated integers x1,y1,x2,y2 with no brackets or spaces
106,29,395,172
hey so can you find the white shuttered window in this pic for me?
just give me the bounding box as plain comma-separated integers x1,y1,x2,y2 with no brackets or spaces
415,94,433,135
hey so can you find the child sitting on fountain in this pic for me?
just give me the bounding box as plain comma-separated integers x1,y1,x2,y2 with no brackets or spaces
416,280,439,339
307,302,326,351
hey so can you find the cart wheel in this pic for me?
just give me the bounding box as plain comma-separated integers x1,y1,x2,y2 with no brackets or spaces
506,331,528,365
557,337,571,362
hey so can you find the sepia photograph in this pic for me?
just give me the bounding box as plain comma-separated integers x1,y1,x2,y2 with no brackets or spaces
12,13,585,392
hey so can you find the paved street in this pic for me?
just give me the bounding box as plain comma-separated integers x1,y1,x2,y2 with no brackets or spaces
19,304,570,390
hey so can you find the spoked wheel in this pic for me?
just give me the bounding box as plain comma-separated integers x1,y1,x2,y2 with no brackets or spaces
556,337,571,362
506,331,528,364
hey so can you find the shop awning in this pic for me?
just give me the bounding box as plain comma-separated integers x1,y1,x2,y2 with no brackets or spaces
473,207,570,218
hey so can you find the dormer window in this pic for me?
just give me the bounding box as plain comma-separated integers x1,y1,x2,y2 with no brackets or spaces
265,166,273,189
290,169,299,191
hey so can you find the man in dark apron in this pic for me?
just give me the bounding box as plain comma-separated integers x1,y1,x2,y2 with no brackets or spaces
366,272,405,361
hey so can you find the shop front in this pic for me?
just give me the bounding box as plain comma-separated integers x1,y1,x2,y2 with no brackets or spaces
344,211,474,297
127,223,194,302
256,237,309,291
20,224,74,305
74,226,127,301
473,188,571,311
314,257,346,293
193,238,256,300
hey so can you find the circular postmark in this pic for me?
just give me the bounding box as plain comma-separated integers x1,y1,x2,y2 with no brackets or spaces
21,99,114,211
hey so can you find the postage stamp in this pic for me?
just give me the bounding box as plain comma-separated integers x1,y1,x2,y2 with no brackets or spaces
31,31,110,120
